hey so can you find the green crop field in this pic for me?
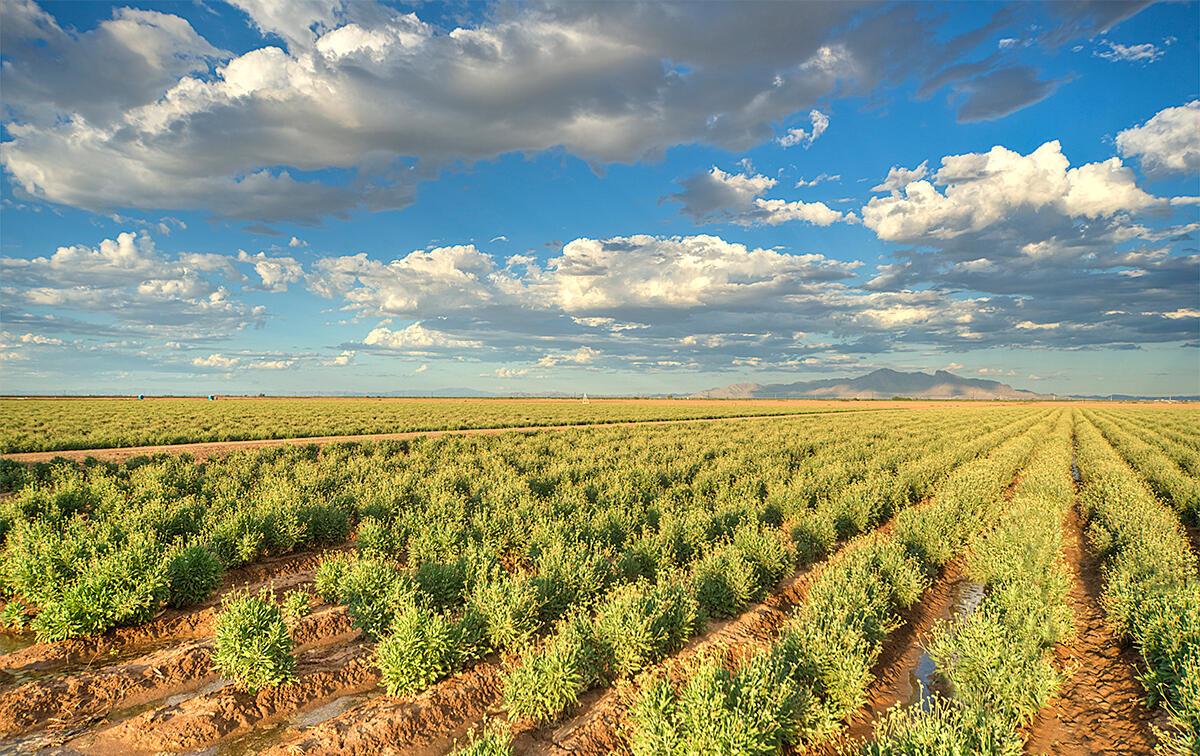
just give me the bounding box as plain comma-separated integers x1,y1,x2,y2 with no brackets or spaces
0,397,875,454
0,405,1195,755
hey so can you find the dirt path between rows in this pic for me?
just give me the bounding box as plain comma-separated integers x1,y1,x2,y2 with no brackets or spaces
0,408,905,464
0,605,354,739
1022,506,1161,756
0,541,351,683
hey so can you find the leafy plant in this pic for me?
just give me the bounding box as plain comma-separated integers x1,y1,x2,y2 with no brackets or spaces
282,588,311,618
165,542,223,608
212,590,295,693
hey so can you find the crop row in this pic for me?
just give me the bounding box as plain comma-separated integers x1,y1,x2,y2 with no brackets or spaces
495,410,1054,729
304,410,1048,714
1090,408,1200,479
0,409,1033,643
1084,410,1199,525
625,410,1056,755
0,397,864,454
1075,414,1199,754
867,411,1075,753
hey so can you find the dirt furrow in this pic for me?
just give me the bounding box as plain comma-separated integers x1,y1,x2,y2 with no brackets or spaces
0,605,353,738
517,501,950,756
813,560,975,755
0,542,350,683
517,551,844,756
538,476,1020,756
1022,506,1161,756
257,656,505,756
79,639,378,754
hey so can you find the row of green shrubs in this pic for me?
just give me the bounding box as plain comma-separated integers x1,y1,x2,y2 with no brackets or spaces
1101,408,1200,476
0,397,851,454
1087,410,1200,523
500,410,1056,726
627,411,1055,755
309,411,1046,709
0,408,1030,643
867,412,1075,753
0,453,350,639
1075,415,1199,755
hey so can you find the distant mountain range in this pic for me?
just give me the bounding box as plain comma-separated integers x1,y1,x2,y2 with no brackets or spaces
690,369,1057,400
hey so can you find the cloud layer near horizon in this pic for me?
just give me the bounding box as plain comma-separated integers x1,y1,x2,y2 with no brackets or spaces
4,131,1196,376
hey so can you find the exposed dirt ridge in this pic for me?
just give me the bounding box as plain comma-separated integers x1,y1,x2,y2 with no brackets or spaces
1022,506,1162,756
0,605,353,739
0,542,350,684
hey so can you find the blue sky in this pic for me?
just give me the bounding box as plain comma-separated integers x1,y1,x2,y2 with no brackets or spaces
1,0,1197,396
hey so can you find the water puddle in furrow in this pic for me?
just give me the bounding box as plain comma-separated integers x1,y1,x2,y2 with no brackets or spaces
1,635,203,692
181,691,377,756
0,628,37,656
904,577,986,710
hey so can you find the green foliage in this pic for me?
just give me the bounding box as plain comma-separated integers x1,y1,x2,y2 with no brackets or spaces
376,603,458,696
789,512,836,565
282,589,311,618
314,552,355,603
0,600,30,630
690,548,753,620
0,398,837,454
212,590,295,693
164,542,223,608
470,569,542,651
594,579,697,677
645,651,807,756
451,721,513,756
504,613,605,722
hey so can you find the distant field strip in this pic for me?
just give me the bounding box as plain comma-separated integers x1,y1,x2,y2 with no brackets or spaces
0,405,915,463
0,397,897,454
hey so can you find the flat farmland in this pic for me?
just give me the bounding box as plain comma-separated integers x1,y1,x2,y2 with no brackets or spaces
0,397,905,455
0,404,1195,755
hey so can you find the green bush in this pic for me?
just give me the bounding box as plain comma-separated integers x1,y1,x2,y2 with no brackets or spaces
690,548,752,620
300,503,350,545
314,552,354,603
594,579,697,677
282,589,311,618
470,569,541,651
165,542,224,608
0,600,29,630
356,515,399,558
790,512,836,565
451,720,513,756
212,590,295,693
30,533,169,641
376,604,457,696
339,558,416,640
504,612,605,722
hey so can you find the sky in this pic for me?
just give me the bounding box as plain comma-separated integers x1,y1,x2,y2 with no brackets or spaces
1,0,1198,397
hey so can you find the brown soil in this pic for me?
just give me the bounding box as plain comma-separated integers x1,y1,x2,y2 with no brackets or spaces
80,639,377,754
518,554,841,756
0,407,917,464
1022,506,1161,756
257,657,506,756
0,605,352,738
248,529,866,756
0,542,349,683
